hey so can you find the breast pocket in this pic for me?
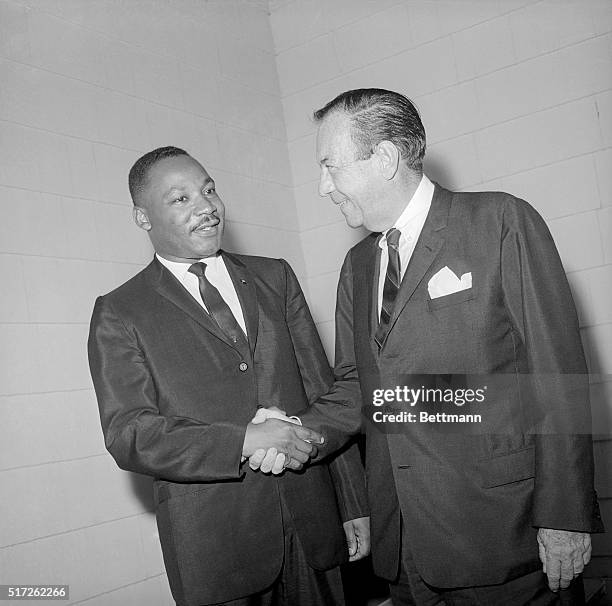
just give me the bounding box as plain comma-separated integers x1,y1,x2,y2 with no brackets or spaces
427,287,475,311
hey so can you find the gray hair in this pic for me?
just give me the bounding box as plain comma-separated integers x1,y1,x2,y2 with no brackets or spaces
313,88,426,171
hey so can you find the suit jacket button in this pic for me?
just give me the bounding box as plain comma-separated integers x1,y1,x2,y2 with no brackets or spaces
239,362,248,372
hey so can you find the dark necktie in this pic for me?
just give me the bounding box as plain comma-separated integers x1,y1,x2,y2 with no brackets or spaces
374,228,401,349
188,262,249,350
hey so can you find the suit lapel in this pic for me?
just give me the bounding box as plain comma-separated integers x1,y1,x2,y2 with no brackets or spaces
222,252,259,356
385,184,452,341
152,257,242,350
351,234,380,358
368,239,382,346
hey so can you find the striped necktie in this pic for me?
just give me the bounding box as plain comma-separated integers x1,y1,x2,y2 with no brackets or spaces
374,228,401,349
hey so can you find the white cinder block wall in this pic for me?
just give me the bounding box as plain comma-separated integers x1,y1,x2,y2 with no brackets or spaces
270,0,612,576
1,0,610,600
0,0,299,603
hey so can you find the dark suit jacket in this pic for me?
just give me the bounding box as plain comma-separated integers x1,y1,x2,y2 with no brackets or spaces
302,184,603,588
88,252,367,606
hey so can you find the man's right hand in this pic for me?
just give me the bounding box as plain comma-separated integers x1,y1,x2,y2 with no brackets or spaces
242,419,324,471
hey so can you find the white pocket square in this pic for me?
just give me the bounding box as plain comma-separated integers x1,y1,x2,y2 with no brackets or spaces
428,267,472,299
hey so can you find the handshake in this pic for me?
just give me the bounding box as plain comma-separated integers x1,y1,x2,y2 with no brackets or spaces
242,407,324,475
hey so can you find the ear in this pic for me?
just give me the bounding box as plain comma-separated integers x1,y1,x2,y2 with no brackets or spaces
374,140,400,180
133,206,151,231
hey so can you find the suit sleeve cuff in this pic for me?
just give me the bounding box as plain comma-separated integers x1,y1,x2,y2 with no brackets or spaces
214,422,248,479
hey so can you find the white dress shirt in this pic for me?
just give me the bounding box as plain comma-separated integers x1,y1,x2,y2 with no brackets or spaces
156,253,247,334
377,174,434,317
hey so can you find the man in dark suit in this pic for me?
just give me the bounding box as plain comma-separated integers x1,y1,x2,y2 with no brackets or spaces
87,146,369,606
286,88,603,605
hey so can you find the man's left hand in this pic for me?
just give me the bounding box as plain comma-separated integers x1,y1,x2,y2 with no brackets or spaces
343,516,371,562
537,528,591,591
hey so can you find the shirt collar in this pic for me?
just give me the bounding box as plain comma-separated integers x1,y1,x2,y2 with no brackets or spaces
156,252,222,279
379,174,434,248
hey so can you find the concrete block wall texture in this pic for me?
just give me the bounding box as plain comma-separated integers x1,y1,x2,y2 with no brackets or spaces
1,0,610,600
0,0,297,603
270,0,612,575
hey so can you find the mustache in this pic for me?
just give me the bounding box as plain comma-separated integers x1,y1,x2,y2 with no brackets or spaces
192,215,221,230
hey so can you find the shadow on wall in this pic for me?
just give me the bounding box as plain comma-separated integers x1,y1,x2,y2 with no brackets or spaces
130,473,155,512
423,156,454,190
221,227,242,254
570,289,610,429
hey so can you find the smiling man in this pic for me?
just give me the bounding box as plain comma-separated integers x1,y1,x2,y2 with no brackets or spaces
87,146,369,606
288,88,603,605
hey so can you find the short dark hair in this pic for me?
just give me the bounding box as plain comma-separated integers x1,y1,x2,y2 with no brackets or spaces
313,88,426,171
128,146,189,205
